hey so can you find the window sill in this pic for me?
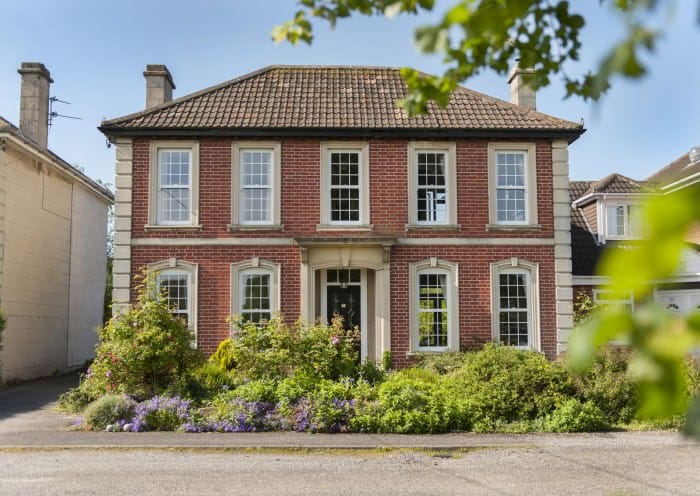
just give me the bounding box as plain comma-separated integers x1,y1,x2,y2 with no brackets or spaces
406,224,461,231
144,224,202,232
228,224,284,231
486,223,542,232
316,224,374,232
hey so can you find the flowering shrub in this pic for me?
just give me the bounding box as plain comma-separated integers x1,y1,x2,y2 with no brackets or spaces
130,395,193,432
76,276,204,399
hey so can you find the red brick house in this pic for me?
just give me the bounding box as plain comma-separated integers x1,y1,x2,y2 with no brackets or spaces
99,65,583,366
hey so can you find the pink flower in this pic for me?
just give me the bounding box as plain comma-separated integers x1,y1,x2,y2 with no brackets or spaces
106,370,112,378
331,336,340,346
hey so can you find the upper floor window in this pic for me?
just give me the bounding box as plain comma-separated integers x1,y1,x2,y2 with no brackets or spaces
231,258,280,328
319,142,370,228
605,204,641,239
231,142,281,228
490,258,540,350
149,141,199,227
409,258,459,352
407,142,457,227
488,143,538,228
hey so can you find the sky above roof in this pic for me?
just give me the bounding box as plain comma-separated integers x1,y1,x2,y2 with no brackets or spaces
1,0,698,186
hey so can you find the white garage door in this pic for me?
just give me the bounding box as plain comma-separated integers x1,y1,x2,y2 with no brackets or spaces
655,290,700,315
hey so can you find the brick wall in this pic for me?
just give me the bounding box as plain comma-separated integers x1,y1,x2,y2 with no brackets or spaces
127,136,561,362
131,137,554,239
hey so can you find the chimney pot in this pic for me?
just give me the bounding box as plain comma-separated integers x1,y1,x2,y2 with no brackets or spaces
17,62,53,148
507,63,536,110
143,64,175,109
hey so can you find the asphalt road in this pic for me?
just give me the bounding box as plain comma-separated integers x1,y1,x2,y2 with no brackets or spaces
1,443,698,496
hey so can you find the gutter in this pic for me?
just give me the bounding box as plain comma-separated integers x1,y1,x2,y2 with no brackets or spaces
99,126,585,144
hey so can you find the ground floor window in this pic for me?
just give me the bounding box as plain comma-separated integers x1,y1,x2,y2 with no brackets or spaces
147,258,199,346
156,271,191,325
409,258,459,352
231,258,280,328
593,289,634,311
491,258,540,350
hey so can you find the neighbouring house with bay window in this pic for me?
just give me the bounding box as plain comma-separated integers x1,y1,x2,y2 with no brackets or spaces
571,156,700,316
99,64,583,367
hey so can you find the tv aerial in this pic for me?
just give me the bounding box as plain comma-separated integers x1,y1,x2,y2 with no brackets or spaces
48,96,81,129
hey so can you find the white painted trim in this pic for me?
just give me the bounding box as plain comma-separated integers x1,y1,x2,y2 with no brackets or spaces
407,141,457,226
408,259,459,353
659,172,700,193
572,275,609,286
148,140,200,227
147,259,199,347
320,141,370,227
230,259,281,331
490,258,541,351
397,237,555,246
132,236,555,247
487,142,538,226
231,141,281,227
132,237,295,246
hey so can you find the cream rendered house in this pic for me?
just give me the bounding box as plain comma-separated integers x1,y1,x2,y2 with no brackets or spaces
0,63,113,381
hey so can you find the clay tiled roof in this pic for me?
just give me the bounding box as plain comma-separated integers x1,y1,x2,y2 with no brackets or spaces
100,66,583,137
647,150,700,188
570,181,601,276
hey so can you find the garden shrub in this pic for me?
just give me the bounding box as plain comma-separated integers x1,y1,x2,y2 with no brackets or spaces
416,351,470,375
352,371,448,433
131,395,193,432
58,383,96,413
212,317,295,379
571,346,638,424
83,394,136,430
543,398,608,432
455,344,574,429
211,317,359,383
78,278,204,398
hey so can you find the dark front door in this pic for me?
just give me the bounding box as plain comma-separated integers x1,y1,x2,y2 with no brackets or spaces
327,285,361,330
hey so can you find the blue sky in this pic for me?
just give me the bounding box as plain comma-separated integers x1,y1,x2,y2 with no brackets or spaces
1,0,698,185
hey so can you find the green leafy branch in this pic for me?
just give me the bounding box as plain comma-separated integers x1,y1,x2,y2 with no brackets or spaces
273,0,670,115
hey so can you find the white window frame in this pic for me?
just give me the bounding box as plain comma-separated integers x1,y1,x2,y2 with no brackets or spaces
490,258,540,351
230,258,281,329
409,258,459,352
407,142,457,228
318,141,370,229
148,141,200,228
602,203,641,240
230,141,282,228
148,258,199,346
487,143,538,228
593,289,634,310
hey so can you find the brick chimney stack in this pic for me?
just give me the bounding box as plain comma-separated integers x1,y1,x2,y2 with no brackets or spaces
507,62,536,110
143,64,175,109
17,62,53,148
